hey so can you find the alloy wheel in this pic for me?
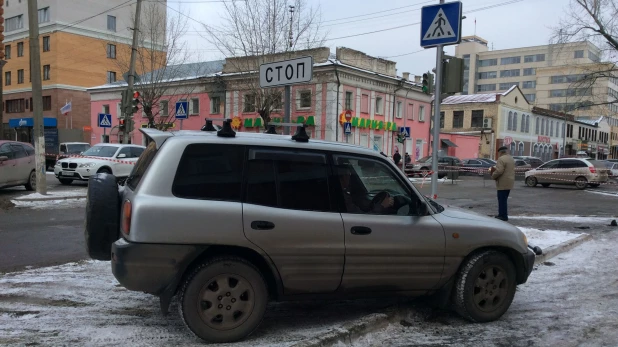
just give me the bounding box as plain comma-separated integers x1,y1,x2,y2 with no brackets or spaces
473,265,509,313
197,274,255,331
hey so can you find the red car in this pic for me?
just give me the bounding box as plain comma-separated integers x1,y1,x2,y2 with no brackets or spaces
0,140,37,190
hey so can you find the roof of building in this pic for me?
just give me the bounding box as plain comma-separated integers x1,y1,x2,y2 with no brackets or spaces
575,116,604,126
531,106,575,121
441,85,518,105
88,60,225,91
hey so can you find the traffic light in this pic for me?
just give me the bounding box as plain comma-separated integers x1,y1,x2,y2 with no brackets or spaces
422,72,433,95
119,119,126,132
442,56,465,94
121,89,131,115
397,132,405,143
131,91,140,114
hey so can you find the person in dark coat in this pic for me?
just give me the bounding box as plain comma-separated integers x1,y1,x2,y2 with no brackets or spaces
393,148,402,167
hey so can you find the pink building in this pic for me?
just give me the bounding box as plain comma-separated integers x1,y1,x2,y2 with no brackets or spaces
88,48,432,157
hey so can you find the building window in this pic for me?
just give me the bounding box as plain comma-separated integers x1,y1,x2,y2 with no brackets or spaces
395,101,402,119
513,112,518,131
160,100,169,116
107,15,116,31
535,117,540,135
243,94,256,112
523,68,536,76
299,90,311,108
345,91,353,110
478,71,497,79
43,96,51,111
5,71,10,86
522,81,536,89
589,50,600,62
4,45,10,59
541,119,546,135
574,50,584,59
102,105,110,114
452,111,464,128
551,74,585,84
499,82,518,90
38,7,50,23
6,99,25,113
17,42,23,57
524,93,536,102
43,36,50,52
106,71,115,83
419,105,425,122
550,121,554,137
521,114,526,132
471,110,484,128
361,94,369,113
190,98,200,115
500,56,521,65
106,44,116,59
526,115,530,133
550,88,592,97
524,54,545,63
500,69,520,78
406,103,414,120
17,69,23,84
439,112,444,128
42,65,51,80
210,96,220,114
478,58,497,67
6,15,23,32
375,96,383,114
477,84,496,92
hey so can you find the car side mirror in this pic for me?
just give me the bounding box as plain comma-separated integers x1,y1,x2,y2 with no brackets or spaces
0,156,7,162
419,201,429,216
117,153,127,158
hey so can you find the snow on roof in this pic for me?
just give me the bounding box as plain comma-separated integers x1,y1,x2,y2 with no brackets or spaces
575,117,602,126
441,85,518,105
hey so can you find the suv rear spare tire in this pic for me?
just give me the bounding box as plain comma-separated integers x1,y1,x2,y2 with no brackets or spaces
85,173,120,261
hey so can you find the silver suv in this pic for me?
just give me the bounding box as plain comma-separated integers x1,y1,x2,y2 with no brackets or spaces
84,122,536,343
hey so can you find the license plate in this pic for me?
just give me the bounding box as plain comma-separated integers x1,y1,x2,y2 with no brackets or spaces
61,172,73,176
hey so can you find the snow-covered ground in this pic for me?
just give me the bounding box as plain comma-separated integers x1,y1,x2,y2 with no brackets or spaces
0,228,586,346
11,198,86,210
12,190,87,200
517,227,582,250
510,215,616,225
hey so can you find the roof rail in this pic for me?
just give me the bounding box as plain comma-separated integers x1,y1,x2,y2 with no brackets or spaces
217,119,236,137
292,124,309,142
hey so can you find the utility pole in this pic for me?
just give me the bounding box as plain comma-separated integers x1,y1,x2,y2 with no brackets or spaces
28,0,46,194
123,0,142,144
283,5,295,135
430,0,446,200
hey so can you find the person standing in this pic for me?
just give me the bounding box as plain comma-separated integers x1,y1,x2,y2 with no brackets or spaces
490,146,515,221
393,148,402,168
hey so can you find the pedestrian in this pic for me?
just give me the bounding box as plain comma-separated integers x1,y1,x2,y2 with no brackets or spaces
490,146,515,221
393,148,402,167
404,152,411,165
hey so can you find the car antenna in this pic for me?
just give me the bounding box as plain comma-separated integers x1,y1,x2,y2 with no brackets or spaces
265,125,277,134
201,119,217,132
292,124,309,142
217,119,236,138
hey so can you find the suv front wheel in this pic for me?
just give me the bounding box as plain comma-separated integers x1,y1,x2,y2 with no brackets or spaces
179,257,268,343
453,250,517,322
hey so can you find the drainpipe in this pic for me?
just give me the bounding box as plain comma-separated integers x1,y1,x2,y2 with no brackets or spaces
334,63,341,142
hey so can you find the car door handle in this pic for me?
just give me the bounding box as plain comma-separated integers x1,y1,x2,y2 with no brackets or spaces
251,221,275,230
351,226,372,235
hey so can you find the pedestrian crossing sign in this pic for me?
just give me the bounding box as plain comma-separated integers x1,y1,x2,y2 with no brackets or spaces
420,1,462,48
344,122,352,134
98,113,112,128
175,101,189,119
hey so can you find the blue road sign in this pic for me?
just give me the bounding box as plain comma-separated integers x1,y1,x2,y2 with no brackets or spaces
344,122,352,134
420,1,462,48
399,127,411,138
98,113,112,128
175,101,189,119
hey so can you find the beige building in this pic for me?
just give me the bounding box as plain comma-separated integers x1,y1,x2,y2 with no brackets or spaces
455,36,616,119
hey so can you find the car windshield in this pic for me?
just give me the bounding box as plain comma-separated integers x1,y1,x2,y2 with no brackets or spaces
417,156,431,163
66,144,90,154
81,145,118,158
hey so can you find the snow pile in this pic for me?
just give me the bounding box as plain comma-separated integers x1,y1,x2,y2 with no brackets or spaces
510,215,615,225
12,190,87,201
518,227,583,250
11,198,86,210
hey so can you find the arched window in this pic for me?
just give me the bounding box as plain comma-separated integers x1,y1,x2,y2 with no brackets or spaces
513,113,518,131
550,121,554,137
535,117,540,135
526,115,530,133
533,144,539,158
541,119,545,135
510,142,516,154
562,122,566,138
508,111,513,130
518,142,524,156
521,115,526,132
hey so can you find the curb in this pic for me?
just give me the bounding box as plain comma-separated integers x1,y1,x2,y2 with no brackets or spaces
533,233,592,265
291,308,401,347
12,196,87,202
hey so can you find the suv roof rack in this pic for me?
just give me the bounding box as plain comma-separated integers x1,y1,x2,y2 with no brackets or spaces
265,125,277,134
217,119,236,138
201,119,217,132
292,124,309,143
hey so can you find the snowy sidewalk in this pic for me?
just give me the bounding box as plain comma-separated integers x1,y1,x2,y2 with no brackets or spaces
10,191,87,210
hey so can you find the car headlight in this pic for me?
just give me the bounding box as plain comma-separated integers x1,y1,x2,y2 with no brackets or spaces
523,233,528,247
54,162,61,167
78,162,97,168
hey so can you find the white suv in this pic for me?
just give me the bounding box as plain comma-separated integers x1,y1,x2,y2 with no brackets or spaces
54,143,145,185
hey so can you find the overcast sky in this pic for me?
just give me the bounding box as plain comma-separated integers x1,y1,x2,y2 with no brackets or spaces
172,0,572,77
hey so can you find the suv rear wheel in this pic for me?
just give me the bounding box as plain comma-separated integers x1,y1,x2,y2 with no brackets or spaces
453,250,516,322
179,257,268,343
574,176,588,190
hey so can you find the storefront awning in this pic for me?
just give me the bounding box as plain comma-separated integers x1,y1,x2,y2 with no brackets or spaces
441,139,458,147
8,117,57,128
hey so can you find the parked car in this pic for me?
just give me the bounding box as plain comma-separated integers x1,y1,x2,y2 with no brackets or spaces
460,158,493,175
84,125,536,343
405,155,461,178
53,143,145,185
46,142,91,169
603,161,618,178
513,156,543,168
514,159,532,171
524,158,609,190
479,158,497,165
0,140,37,190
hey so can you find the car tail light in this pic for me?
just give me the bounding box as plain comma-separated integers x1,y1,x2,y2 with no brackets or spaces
122,200,132,235
589,166,596,174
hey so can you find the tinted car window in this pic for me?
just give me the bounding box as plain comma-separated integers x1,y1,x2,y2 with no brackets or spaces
277,157,331,212
172,144,245,201
10,144,27,159
245,159,277,208
117,147,132,157
131,147,145,158
24,146,34,156
127,142,157,190
60,144,67,153
559,160,587,168
0,144,14,159
538,161,558,169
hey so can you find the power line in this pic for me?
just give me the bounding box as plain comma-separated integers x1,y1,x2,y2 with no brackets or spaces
322,0,434,23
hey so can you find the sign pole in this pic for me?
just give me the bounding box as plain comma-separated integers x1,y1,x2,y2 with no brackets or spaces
431,44,444,199
284,85,291,135
180,119,183,130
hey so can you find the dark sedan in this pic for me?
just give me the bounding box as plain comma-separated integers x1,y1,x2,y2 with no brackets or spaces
460,158,494,175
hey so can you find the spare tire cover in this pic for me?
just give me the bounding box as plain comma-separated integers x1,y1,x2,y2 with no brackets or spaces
85,173,120,261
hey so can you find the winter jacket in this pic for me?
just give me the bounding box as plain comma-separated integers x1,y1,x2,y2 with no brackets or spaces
491,154,515,190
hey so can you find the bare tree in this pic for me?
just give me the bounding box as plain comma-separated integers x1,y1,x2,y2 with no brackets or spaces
200,0,327,129
552,0,618,114
112,3,204,129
